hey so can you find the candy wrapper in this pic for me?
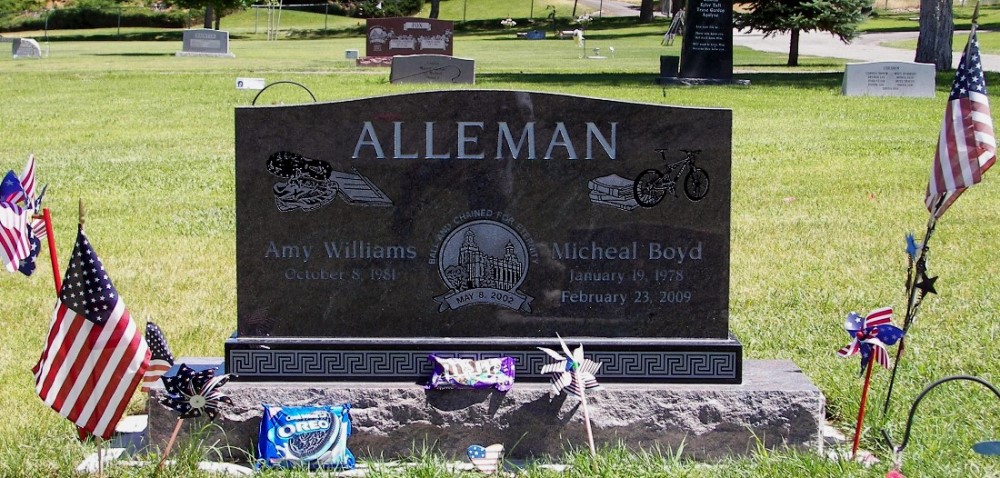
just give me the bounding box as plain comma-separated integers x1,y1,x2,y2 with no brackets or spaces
426,355,516,392
257,404,355,470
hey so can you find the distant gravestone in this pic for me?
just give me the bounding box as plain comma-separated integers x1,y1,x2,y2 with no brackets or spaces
390,54,474,84
228,90,741,384
679,0,732,81
842,62,936,98
12,38,41,59
176,29,235,58
365,17,453,57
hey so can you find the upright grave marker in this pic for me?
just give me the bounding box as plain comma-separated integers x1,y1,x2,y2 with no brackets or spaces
366,17,453,58
176,29,235,58
11,38,42,59
228,90,741,384
679,0,733,81
390,54,475,84
842,62,936,98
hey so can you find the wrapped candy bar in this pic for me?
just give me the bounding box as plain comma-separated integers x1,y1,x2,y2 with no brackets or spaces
425,355,516,392
257,404,355,470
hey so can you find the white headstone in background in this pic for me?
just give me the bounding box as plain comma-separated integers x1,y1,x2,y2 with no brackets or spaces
12,38,42,59
842,62,936,98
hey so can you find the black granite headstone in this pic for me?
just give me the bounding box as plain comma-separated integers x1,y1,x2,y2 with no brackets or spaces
227,90,741,383
679,0,733,80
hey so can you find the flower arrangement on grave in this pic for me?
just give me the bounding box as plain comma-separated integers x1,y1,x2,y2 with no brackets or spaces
501,18,516,29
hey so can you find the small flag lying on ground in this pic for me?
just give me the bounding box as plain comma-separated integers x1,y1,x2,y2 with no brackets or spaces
32,225,150,439
142,322,175,393
467,444,504,474
925,29,996,218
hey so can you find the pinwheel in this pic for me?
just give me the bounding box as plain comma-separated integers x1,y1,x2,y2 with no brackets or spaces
158,364,233,469
838,307,905,376
538,335,604,456
538,335,603,399
160,364,233,420
837,307,904,460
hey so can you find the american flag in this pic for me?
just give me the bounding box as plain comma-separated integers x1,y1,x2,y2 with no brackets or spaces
925,30,996,218
0,201,31,273
141,321,174,393
467,444,504,474
32,226,150,440
18,154,37,205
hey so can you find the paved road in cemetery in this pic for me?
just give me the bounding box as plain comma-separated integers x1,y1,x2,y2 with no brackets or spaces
578,0,1000,71
732,29,1000,72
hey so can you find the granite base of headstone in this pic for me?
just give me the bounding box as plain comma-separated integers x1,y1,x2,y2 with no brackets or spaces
842,61,935,98
176,29,235,58
357,56,393,67
11,38,42,59
147,358,824,462
390,54,475,84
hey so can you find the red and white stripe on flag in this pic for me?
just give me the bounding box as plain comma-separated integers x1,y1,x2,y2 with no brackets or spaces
0,202,31,272
926,31,996,218
32,228,149,440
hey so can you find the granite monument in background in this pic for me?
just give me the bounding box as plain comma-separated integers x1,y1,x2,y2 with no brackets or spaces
176,29,235,57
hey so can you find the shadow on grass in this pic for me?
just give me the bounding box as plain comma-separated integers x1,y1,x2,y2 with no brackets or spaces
89,52,174,57
478,71,855,90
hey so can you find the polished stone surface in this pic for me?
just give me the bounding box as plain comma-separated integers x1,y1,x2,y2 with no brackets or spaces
148,359,822,462
234,91,732,342
390,54,475,84
680,0,733,80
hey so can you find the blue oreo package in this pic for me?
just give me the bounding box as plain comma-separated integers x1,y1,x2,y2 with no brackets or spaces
257,404,355,470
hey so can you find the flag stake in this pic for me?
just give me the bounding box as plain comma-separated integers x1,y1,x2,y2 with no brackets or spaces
41,208,60,292
157,419,184,470
576,366,597,457
851,356,875,460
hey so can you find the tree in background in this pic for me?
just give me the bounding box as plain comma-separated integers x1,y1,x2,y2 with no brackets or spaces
915,0,952,71
734,0,872,66
171,0,253,29
639,0,656,22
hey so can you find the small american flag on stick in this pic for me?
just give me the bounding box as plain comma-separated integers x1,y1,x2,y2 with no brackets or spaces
142,322,174,393
926,28,996,218
32,224,150,439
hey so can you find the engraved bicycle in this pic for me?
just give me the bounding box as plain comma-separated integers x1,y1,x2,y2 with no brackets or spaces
633,148,710,207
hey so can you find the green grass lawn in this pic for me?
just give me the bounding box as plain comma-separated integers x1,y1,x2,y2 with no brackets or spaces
1,18,999,478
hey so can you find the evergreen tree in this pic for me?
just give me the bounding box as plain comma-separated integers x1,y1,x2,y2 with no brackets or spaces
735,0,872,66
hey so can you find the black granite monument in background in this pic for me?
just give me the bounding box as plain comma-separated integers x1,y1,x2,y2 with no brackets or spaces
679,0,733,80
227,90,741,383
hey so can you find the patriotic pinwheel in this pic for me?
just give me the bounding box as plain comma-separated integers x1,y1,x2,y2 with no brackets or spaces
538,336,603,399
837,306,905,376
160,364,233,420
